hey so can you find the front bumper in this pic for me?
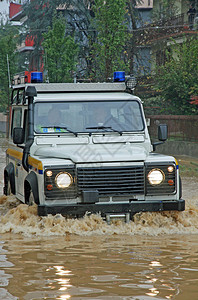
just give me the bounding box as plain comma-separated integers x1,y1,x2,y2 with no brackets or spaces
38,199,185,218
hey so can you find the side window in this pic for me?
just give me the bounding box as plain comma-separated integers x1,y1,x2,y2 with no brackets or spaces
11,108,22,137
11,89,25,104
18,90,25,104
23,109,28,143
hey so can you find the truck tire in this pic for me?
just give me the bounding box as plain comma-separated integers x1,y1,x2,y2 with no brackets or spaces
28,189,35,206
25,185,36,206
24,172,39,205
179,176,182,199
4,163,16,195
6,180,12,195
4,177,12,196
7,181,11,195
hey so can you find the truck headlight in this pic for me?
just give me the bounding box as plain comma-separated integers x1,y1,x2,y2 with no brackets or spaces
55,172,73,189
147,168,165,186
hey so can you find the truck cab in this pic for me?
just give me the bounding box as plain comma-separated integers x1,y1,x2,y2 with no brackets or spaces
4,72,185,221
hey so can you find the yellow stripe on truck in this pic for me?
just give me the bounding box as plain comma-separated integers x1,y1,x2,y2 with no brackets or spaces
7,148,43,174
28,156,43,173
6,148,23,160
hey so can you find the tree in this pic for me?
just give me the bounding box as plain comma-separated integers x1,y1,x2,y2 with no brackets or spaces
21,0,67,71
42,14,79,83
155,38,198,115
21,0,91,74
125,0,140,75
152,0,179,22
0,23,18,112
20,0,145,80
90,0,130,82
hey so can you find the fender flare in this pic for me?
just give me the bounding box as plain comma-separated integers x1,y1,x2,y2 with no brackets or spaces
4,163,16,195
24,171,40,205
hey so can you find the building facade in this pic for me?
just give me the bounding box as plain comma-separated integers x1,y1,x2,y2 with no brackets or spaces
8,0,198,80
0,0,9,24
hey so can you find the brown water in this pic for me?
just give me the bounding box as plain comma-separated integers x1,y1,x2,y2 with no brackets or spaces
0,139,198,299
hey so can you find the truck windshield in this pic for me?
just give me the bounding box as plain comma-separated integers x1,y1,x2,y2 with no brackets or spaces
34,100,144,134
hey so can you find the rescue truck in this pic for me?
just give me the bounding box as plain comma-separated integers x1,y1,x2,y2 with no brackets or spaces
4,71,185,222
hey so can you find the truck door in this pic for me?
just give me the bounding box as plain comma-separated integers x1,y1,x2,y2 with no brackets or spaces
9,107,23,196
10,107,28,198
16,109,29,197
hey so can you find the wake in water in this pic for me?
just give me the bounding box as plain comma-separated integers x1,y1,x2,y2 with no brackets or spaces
0,194,198,237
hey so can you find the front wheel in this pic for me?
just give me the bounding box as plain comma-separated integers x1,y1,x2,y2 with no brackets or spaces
26,186,36,206
179,176,182,199
28,190,35,206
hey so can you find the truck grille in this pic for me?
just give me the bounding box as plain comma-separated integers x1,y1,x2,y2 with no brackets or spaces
77,166,144,196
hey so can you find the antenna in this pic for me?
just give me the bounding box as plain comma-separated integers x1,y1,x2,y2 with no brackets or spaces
7,54,11,88
44,50,49,83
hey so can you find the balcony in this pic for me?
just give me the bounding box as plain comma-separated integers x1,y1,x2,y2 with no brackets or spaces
17,35,34,52
134,13,198,45
135,0,153,9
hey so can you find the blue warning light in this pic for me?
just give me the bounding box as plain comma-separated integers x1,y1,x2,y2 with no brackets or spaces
113,71,125,82
31,72,43,83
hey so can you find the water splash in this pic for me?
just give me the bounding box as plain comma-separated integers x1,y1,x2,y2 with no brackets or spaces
0,195,198,237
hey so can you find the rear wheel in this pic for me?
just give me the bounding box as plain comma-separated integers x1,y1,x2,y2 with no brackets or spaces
5,179,12,196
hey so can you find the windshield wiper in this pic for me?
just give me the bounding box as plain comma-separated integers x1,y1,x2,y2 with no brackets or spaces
41,126,77,137
86,126,122,135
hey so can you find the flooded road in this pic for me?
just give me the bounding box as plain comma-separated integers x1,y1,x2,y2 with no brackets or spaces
0,139,198,299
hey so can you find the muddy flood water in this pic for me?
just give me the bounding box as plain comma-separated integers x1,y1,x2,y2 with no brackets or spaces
0,139,198,300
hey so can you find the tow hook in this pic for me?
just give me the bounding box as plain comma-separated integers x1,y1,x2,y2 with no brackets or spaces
105,213,130,224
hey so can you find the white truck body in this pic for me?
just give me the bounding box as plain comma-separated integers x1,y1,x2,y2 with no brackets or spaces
4,81,185,220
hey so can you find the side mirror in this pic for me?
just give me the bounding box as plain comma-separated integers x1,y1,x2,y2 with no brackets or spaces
158,124,168,141
152,124,168,151
13,127,25,144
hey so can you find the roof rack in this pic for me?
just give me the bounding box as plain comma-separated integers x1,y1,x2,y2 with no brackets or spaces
12,82,127,93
